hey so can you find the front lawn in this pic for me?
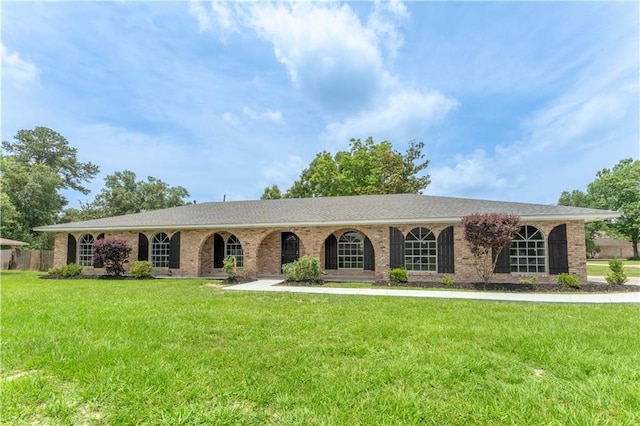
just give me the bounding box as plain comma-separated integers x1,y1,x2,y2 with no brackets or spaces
2,271,639,425
587,259,640,277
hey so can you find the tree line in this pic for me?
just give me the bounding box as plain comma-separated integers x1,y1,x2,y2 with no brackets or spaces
1,127,190,248
1,126,637,256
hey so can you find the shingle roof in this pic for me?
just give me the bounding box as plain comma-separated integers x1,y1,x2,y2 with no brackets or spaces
35,194,620,232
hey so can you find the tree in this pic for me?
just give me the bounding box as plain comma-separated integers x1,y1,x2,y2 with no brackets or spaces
461,213,521,284
261,185,283,200
559,159,640,258
282,137,430,198
93,237,132,277
558,190,603,257
2,126,99,194
0,155,66,247
87,170,190,217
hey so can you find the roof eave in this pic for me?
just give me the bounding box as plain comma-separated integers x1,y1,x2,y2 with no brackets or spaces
33,212,619,233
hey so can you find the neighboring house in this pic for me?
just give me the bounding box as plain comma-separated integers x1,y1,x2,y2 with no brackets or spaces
35,194,619,282
593,234,634,259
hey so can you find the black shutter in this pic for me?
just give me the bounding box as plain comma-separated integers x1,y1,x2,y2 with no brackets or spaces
548,224,569,274
389,227,405,268
437,226,455,274
169,232,181,269
67,234,77,264
364,237,375,271
213,233,225,268
325,234,338,269
94,233,105,268
138,233,149,261
493,246,511,274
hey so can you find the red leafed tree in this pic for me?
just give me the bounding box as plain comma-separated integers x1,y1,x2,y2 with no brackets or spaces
93,237,132,277
461,213,521,284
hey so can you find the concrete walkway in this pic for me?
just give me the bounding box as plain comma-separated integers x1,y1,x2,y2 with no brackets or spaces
224,279,640,304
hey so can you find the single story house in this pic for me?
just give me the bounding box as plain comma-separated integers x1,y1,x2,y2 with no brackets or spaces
35,194,619,282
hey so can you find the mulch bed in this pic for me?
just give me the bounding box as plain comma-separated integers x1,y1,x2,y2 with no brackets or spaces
375,280,640,293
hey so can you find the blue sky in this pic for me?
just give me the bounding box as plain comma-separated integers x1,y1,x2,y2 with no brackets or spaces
2,1,638,208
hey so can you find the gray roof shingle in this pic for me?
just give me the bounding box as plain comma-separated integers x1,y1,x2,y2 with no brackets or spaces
35,194,620,232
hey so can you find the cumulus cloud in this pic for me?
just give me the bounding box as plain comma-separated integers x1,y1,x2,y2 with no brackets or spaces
1,44,39,89
188,1,458,146
323,88,458,146
245,2,386,115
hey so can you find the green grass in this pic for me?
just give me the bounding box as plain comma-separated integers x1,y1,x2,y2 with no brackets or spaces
587,260,640,277
2,271,639,425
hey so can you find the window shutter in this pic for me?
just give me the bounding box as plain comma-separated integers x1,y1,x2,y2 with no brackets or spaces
169,232,181,269
548,224,569,274
364,237,375,271
437,226,455,274
325,234,338,269
493,246,511,274
94,233,105,268
389,227,405,268
67,234,77,264
138,233,149,261
213,234,225,268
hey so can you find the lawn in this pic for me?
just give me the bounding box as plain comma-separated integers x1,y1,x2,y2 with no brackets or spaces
2,271,639,425
587,259,640,277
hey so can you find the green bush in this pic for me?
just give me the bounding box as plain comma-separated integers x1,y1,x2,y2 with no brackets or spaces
48,263,83,277
130,261,153,279
519,276,538,285
441,275,454,286
387,268,408,283
282,256,321,282
606,259,628,285
223,255,238,279
557,273,580,289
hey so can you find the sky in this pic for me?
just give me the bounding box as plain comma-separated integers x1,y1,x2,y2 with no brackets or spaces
2,1,638,209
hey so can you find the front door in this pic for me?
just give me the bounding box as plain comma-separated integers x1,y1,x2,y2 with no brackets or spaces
281,232,300,271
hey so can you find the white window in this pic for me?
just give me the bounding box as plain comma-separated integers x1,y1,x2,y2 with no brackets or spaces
226,235,244,267
510,226,546,273
78,234,94,267
405,227,437,272
151,232,170,268
338,231,364,269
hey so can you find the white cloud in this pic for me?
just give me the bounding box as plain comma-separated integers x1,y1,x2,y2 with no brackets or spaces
427,29,638,204
1,44,39,89
261,155,306,188
242,106,283,123
323,88,458,146
221,112,240,126
245,2,385,114
188,0,212,32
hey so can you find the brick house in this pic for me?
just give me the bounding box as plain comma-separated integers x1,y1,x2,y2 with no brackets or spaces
35,194,618,282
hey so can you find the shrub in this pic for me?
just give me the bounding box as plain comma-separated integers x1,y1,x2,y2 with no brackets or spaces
47,263,83,277
441,275,454,286
223,255,238,279
557,273,580,289
130,260,153,279
93,237,132,277
519,276,538,285
606,259,628,285
282,256,321,282
387,268,408,283
461,213,521,284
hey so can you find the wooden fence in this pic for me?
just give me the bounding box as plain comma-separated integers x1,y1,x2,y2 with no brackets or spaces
0,249,54,271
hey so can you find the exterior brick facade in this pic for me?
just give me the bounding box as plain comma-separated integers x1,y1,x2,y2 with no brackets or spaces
53,219,588,283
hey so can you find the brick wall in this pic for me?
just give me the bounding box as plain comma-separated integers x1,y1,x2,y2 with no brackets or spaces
51,219,588,282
